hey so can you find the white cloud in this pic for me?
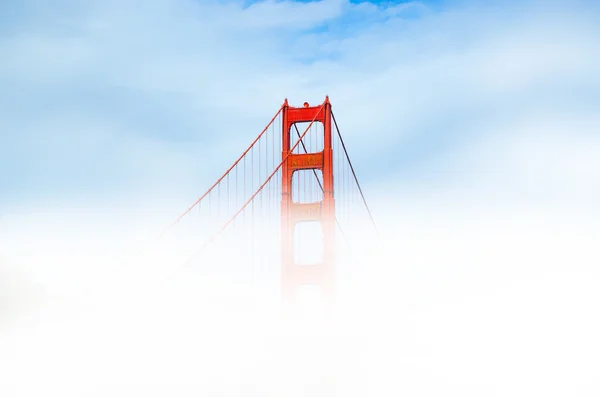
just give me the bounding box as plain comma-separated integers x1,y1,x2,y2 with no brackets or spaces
229,0,345,29
2,0,599,209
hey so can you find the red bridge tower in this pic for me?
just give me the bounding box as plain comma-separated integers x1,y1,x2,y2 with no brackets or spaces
280,97,335,303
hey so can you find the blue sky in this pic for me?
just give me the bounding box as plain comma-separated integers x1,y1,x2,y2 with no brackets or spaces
1,0,599,215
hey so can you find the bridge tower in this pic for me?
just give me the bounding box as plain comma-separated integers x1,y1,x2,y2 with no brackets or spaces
280,97,335,302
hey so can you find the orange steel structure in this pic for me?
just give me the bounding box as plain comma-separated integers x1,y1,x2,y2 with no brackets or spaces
280,97,335,302
165,96,378,305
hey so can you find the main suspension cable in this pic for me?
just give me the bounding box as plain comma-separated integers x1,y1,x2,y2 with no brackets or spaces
331,111,380,239
186,103,327,263
161,105,284,236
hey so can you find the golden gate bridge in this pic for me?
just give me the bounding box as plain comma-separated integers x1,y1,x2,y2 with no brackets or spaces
158,97,379,304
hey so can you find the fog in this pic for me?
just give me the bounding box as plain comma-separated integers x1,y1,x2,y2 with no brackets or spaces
1,193,598,396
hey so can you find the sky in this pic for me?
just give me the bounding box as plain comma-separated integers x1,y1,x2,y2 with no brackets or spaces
1,0,600,395
1,0,598,213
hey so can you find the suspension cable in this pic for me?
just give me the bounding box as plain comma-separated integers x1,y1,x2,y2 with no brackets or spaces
331,111,380,238
161,105,284,236
185,103,327,263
